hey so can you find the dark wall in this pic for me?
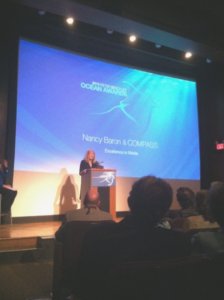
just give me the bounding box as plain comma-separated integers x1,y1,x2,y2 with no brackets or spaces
197,64,224,187
1,2,224,187
0,4,19,181
0,43,9,160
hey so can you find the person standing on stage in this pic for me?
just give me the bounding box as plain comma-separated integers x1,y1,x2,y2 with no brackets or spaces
79,149,99,176
79,149,102,206
0,159,9,187
0,159,17,223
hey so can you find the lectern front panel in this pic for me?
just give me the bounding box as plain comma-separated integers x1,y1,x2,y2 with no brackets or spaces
91,170,116,187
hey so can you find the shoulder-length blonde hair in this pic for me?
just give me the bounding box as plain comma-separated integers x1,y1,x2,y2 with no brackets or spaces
84,149,96,162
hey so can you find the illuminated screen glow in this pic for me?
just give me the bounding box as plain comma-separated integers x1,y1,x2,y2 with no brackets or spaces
15,39,200,180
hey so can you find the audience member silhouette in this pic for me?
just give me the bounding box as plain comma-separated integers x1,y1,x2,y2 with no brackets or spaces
172,186,218,231
77,176,191,299
55,188,113,299
193,189,219,230
176,187,197,217
192,181,224,255
169,186,199,231
64,188,113,222
195,189,209,217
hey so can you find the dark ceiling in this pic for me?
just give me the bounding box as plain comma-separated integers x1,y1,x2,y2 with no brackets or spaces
71,0,224,49
7,0,224,65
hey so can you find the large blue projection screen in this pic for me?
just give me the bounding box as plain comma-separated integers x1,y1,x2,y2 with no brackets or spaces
15,39,200,180
13,39,200,217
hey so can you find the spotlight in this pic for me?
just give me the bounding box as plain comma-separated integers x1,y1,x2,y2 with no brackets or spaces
185,51,193,59
155,44,162,49
129,34,137,43
66,17,75,25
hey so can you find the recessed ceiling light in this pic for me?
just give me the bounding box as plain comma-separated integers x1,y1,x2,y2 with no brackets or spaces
185,51,193,59
66,17,75,25
129,35,137,43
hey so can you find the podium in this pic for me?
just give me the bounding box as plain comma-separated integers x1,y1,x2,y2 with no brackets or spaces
80,168,116,218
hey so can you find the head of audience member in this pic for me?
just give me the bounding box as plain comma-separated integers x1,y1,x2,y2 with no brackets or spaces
195,189,209,218
127,175,173,227
176,187,195,210
208,181,224,228
83,188,100,209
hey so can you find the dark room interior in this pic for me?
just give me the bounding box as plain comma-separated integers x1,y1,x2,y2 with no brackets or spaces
1,1,224,299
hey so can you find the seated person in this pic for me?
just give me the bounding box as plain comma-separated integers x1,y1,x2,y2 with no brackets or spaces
54,188,113,299
64,187,113,222
76,175,191,299
0,159,17,223
169,186,199,231
195,189,209,217
192,189,219,230
192,181,224,255
176,186,197,217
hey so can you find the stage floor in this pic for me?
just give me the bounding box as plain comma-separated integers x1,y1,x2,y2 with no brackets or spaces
0,221,62,252
0,217,122,252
